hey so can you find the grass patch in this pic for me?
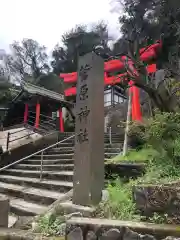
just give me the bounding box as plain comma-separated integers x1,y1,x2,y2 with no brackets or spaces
35,214,66,237
96,179,171,224
109,148,159,163
95,179,139,221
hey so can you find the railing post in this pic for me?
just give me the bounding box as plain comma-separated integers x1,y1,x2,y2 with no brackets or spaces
40,151,43,181
6,132,10,151
109,127,112,145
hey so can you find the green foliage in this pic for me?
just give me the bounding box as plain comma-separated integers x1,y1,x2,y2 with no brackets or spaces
128,111,180,158
144,111,180,158
63,112,75,132
36,214,66,237
95,179,139,221
115,0,180,66
64,119,75,132
99,143,180,222
51,22,112,75
99,112,180,223
148,213,169,224
110,148,159,163
128,120,147,149
0,77,15,105
35,73,64,95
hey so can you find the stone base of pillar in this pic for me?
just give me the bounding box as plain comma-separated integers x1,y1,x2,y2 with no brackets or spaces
0,195,9,227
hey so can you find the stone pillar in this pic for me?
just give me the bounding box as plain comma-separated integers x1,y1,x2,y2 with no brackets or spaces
0,195,9,227
23,103,28,124
73,52,104,206
59,108,64,132
34,103,40,129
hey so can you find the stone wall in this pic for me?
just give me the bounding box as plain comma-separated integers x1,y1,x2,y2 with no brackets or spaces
105,162,146,181
66,217,180,239
132,184,180,223
66,225,180,240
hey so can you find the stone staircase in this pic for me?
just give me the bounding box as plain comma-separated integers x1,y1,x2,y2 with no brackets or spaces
0,132,122,225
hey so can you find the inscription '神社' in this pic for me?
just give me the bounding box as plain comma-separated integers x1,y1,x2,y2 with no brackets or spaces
77,106,90,122
77,128,88,143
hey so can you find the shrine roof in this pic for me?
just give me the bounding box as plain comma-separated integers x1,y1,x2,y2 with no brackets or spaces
21,81,73,106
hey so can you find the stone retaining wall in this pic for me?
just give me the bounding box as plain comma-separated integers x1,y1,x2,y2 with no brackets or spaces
66,217,180,239
66,225,180,240
105,162,146,181
132,184,180,222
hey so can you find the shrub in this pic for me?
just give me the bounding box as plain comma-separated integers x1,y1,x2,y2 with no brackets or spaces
144,111,180,158
128,111,180,159
95,179,140,221
64,118,75,132
128,121,146,149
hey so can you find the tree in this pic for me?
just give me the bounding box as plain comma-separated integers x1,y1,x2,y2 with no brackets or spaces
0,75,15,105
6,39,50,83
111,0,180,112
51,22,113,75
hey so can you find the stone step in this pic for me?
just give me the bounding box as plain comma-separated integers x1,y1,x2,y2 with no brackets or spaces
31,154,74,160
0,175,73,192
53,143,119,149
11,198,46,216
105,152,119,158
61,133,122,138
104,148,120,153
56,142,74,147
29,153,118,161
0,181,65,205
46,148,74,154
3,169,74,181
15,163,74,171
0,193,46,216
48,147,120,154
23,159,74,165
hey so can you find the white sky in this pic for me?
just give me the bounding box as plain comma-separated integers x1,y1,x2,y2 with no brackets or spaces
0,0,121,54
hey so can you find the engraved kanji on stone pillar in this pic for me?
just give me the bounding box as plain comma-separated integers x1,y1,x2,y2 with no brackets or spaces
73,52,104,206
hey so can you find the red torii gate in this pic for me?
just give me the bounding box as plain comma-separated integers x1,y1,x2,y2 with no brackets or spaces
60,41,161,121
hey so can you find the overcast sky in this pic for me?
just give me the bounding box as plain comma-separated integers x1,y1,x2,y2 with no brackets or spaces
0,0,120,54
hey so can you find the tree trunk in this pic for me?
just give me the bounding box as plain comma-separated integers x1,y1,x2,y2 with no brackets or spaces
135,81,174,112
123,91,132,156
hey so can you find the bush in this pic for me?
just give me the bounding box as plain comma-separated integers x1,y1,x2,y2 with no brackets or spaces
129,111,180,158
144,111,180,158
95,179,139,220
36,214,66,236
96,112,180,223
64,118,75,132
128,121,146,149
